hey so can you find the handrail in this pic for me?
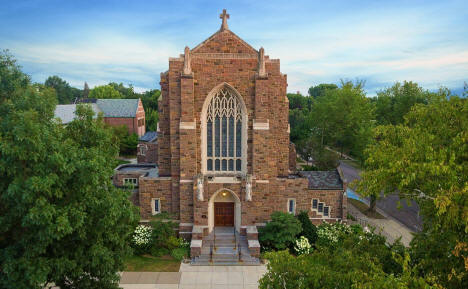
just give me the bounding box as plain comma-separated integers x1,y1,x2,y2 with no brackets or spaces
238,242,242,262
213,228,216,250
234,228,237,250
210,244,213,263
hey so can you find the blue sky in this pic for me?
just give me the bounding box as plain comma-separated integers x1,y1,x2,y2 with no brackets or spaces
1,0,467,95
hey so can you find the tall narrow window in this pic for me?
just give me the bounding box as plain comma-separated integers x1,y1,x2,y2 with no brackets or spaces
288,199,296,215
205,87,244,173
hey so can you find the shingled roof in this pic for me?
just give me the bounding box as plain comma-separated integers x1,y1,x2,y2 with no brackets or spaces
56,99,140,123
96,99,139,117
299,169,344,190
54,103,100,124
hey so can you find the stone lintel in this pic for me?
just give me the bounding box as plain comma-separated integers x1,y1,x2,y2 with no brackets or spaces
255,179,269,184
180,179,194,183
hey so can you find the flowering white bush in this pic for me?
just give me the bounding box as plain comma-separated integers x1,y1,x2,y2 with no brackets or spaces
178,238,190,249
317,221,352,244
294,236,312,255
132,225,152,247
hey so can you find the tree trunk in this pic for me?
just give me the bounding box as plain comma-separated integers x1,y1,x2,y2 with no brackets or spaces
369,194,377,212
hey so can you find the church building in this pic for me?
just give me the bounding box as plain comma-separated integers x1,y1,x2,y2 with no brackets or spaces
137,10,347,260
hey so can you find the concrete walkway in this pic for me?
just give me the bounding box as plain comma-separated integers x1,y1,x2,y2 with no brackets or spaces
119,263,266,289
347,203,414,246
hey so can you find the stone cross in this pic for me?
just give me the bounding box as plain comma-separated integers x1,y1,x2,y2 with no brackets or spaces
219,9,229,31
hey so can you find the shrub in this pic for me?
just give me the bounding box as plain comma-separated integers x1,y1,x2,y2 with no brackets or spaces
132,225,153,254
150,247,170,257
150,213,177,248
171,247,188,261
259,211,302,251
296,211,318,244
294,236,312,255
316,221,352,247
166,236,181,250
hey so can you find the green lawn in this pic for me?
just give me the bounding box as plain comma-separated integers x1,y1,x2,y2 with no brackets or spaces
124,255,181,272
115,159,131,166
348,198,385,219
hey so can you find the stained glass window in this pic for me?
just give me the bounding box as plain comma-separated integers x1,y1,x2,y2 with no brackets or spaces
205,88,243,172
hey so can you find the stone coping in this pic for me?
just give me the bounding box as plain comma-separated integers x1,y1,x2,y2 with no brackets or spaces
192,226,204,234
190,240,202,248
246,226,258,234
248,240,260,248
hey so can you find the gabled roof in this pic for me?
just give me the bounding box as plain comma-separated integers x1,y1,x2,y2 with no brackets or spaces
299,169,344,190
96,99,139,118
191,29,258,55
54,103,100,124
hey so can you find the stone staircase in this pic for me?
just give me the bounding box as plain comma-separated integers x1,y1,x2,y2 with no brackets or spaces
191,227,260,266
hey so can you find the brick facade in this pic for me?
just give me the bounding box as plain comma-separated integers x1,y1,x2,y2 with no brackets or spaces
103,99,146,136
137,13,346,238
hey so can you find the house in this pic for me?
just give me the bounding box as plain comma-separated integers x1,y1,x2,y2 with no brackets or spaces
117,10,347,263
55,98,146,136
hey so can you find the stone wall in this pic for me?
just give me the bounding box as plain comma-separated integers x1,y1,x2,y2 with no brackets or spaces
289,142,297,173
138,177,172,219
137,142,158,163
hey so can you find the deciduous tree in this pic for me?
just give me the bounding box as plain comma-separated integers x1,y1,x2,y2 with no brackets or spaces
0,54,138,288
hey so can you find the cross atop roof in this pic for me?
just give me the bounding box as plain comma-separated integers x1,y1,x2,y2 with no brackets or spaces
219,9,229,31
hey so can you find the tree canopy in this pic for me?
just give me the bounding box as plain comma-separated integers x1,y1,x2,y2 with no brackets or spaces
0,54,138,289
89,84,123,99
44,75,82,104
358,95,468,287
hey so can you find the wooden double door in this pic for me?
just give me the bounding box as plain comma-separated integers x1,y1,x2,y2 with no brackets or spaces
214,202,235,226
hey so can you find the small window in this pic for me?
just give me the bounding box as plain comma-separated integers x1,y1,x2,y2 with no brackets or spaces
312,199,318,209
152,198,160,215
287,199,296,215
123,178,138,186
324,206,329,217
139,145,147,156
318,202,323,213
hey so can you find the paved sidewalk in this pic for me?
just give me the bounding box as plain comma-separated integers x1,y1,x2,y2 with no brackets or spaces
348,203,414,246
119,263,266,289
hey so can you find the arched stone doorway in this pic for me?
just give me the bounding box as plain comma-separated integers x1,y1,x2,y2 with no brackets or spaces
208,188,241,233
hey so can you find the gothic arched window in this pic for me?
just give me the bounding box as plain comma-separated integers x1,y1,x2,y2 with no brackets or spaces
202,85,246,174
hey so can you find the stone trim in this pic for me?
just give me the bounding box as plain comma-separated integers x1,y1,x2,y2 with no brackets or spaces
179,223,194,227
255,179,269,184
143,176,171,180
287,124,290,133
179,121,196,130
253,119,269,130
180,179,194,183
193,53,257,59
207,176,241,183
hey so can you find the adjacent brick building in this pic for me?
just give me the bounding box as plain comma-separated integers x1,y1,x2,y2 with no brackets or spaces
56,98,146,136
136,11,347,258
137,131,158,163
